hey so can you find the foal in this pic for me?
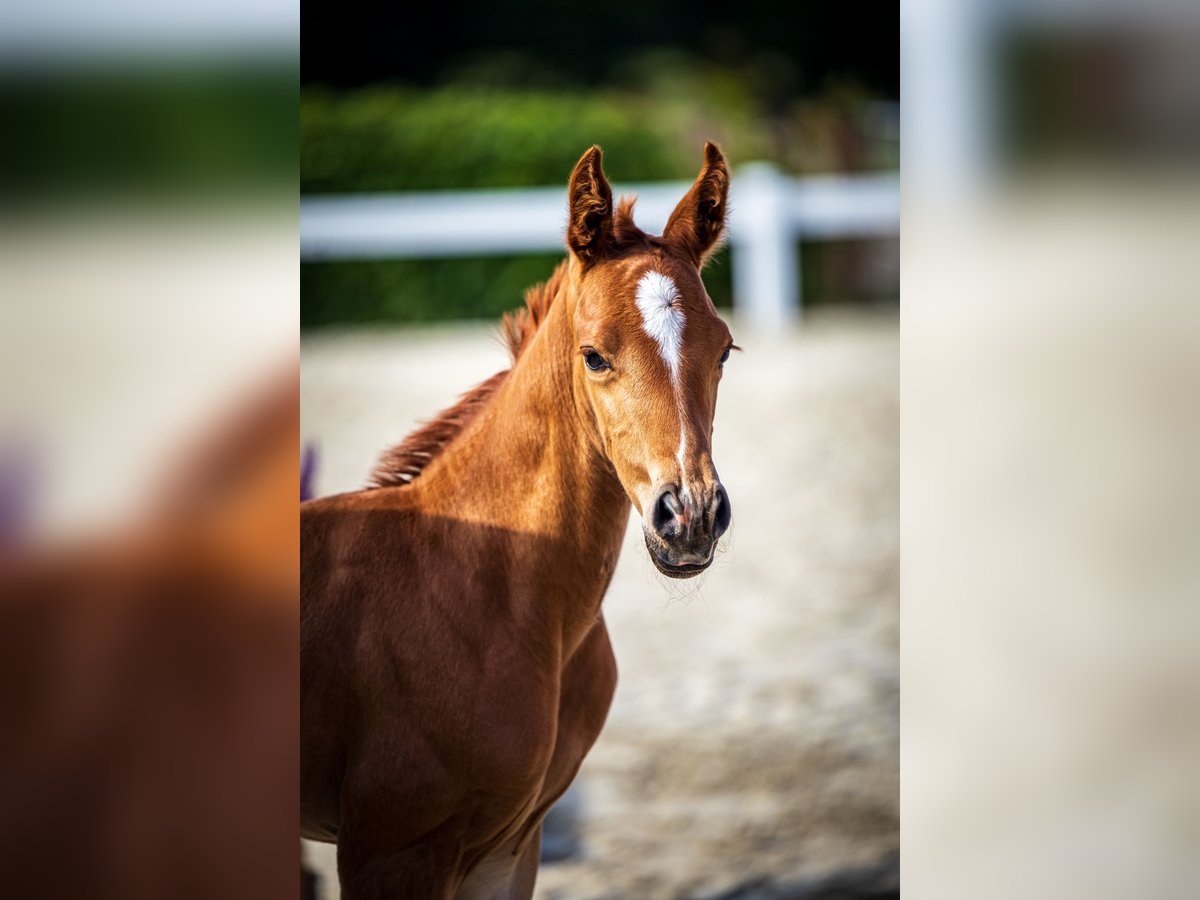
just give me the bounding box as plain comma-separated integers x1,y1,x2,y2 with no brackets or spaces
302,143,735,899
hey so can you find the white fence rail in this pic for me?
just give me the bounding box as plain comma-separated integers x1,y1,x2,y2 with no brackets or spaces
301,163,898,329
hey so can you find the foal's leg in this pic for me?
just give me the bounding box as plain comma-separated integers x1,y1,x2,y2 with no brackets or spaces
453,828,542,900
336,826,461,900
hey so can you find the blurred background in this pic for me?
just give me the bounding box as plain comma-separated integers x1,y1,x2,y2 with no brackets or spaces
300,3,900,898
0,1,299,898
904,2,1200,899
0,0,297,538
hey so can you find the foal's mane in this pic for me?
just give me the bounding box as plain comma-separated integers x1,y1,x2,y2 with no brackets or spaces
367,259,568,488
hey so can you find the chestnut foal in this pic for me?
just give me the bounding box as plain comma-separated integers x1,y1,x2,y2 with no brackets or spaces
301,143,736,899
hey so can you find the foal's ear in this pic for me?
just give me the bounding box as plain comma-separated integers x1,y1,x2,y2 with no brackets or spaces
664,142,729,267
566,145,614,265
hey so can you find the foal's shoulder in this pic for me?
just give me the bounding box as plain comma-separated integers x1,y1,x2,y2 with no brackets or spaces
301,487,426,598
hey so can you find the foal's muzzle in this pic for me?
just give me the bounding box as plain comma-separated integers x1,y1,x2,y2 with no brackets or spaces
644,482,731,578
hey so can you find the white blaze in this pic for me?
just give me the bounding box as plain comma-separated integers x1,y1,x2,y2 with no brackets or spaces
635,270,690,475
635,271,684,382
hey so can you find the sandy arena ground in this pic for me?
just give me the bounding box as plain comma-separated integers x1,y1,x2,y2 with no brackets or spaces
300,308,898,898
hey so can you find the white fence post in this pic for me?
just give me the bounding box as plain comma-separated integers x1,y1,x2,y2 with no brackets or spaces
729,162,800,331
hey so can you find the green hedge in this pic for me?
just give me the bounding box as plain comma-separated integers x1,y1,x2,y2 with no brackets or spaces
301,81,772,193
1,67,296,202
301,80,889,327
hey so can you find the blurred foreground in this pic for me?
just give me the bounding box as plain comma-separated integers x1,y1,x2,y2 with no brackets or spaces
903,4,1200,897
0,0,298,887
300,309,899,898
0,208,298,897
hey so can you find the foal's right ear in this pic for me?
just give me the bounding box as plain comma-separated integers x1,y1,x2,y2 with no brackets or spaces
566,145,614,265
664,141,729,267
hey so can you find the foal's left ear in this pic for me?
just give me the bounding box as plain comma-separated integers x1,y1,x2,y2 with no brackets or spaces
664,142,729,267
566,145,614,266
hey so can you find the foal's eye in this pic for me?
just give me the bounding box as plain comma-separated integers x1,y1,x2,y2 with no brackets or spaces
719,347,731,366
583,350,609,372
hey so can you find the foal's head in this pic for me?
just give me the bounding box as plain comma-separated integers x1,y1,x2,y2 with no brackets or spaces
565,143,735,579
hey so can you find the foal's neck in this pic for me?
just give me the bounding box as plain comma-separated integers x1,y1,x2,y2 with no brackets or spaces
415,277,631,646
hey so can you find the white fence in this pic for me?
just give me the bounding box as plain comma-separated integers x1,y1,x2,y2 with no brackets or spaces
300,163,899,330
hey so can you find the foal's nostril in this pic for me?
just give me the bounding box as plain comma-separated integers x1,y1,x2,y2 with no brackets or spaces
651,486,683,538
712,485,732,540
